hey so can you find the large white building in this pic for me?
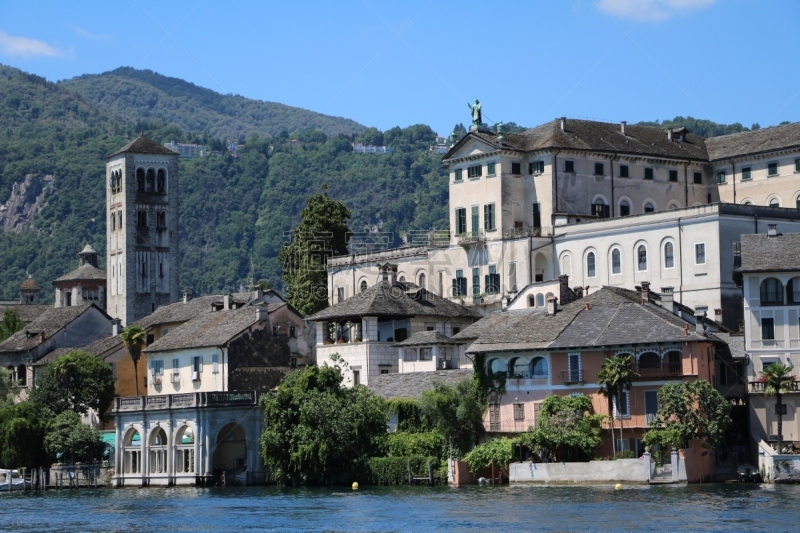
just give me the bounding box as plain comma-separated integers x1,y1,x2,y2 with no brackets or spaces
328,118,800,331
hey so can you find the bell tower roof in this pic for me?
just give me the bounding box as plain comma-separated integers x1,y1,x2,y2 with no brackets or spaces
20,277,41,292
106,135,178,159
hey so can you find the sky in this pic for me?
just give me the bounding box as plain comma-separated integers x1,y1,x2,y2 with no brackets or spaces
1,0,799,136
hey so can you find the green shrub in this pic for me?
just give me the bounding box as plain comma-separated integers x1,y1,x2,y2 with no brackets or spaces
463,438,517,475
385,432,445,459
612,450,636,460
366,456,446,485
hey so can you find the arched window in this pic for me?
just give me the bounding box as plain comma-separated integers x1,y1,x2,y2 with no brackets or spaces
586,252,596,278
663,242,675,269
530,357,548,378
637,352,661,377
398,276,405,282
644,202,655,213
508,357,526,378
176,426,195,474
123,429,142,474
488,358,506,379
528,295,536,308
619,200,631,217
637,245,648,271
788,277,800,304
561,254,571,278
359,280,368,293
418,273,426,290
536,293,545,307
667,201,680,210
760,278,784,305
611,248,621,275
149,428,168,474
768,196,781,208
665,350,682,375
146,169,156,192
156,169,166,192
136,168,145,191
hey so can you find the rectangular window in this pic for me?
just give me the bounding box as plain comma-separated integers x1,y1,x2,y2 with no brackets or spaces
508,262,517,292
212,354,219,374
619,203,630,217
694,171,702,184
644,168,654,180
513,403,525,421
380,369,389,375
484,204,496,231
695,243,706,265
337,287,345,302
645,390,659,424
568,353,581,382
455,208,467,234
716,171,726,184
172,358,179,371
111,212,116,231
511,162,521,175
612,249,621,274
532,203,542,231
453,269,467,297
742,167,751,180
619,165,629,178
150,360,164,376
762,318,775,340
796,159,800,172
669,170,678,182
564,160,574,173
352,370,360,386
487,162,496,175
614,389,630,418
471,206,479,233
529,161,544,174
137,211,148,228
192,356,203,374
594,162,604,176
454,169,463,182
768,162,778,176
472,267,480,296
485,265,500,295
467,165,482,178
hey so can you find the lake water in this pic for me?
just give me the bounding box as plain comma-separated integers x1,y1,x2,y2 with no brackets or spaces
2,483,798,532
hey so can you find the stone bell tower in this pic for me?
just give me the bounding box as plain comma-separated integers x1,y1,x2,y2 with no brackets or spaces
105,135,180,325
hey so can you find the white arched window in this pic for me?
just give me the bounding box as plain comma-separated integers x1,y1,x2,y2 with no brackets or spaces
586,251,596,278
644,202,655,213
359,280,368,293
536,293,545,307
611,248,621,275
637,245,648,271
619,199,631,217
418,273,426,290
768,195,781,207
663,242,675,269
560,254,571,278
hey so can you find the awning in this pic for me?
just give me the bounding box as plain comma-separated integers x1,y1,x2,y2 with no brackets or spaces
101,431,116,445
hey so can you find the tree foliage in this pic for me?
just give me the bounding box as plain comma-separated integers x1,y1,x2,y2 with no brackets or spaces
596,354,637,454
43,411,104,464
643,381,732,450
385,431,445,459
120,325,146,396
520,394,604,462
278,185,351,316
0,308,25,343
418,378,486,453
29,350,115,420
0,401,48,468
259,364,387,486
759,362,795,451
463,437,517,475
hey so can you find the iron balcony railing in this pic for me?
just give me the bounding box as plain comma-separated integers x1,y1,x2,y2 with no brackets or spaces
456,230,485,246
559,369,584,384
634,362,684,379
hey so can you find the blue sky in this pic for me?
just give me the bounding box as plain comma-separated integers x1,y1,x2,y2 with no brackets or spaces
1,0,799,136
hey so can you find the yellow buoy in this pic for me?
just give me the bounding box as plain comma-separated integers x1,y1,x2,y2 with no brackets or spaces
352,482,359,490
614,483,622,490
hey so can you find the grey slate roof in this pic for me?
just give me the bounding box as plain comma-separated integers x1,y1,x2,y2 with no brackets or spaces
712,332,746,360
368,369,473,400
107,135,179,158
19,278,41,291
144,304,278,353
53,264,106,283
450,310,533,341
467,287,706,354
392,331,460,347
738,233,800,272
446,119,709,161
0,305,97,353
135,291,258,329
33,333,125,367
0,304,51,325
306,281,481,321
706,121,800,160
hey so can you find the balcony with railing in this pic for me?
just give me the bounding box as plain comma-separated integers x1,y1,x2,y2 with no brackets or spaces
113,391,259,412
456,230,485,247
559,369,584,384
634,361,685,379
749,381,800,394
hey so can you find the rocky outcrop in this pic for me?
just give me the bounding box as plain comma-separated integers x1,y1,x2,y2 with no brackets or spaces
0,174,54,232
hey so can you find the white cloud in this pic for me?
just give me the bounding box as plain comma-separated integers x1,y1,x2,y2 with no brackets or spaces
596,0,717,22
74,26,110,41
0,30,68,58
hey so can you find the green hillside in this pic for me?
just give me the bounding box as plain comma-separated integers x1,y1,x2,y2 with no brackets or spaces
60,67,366,140
0,64,446,302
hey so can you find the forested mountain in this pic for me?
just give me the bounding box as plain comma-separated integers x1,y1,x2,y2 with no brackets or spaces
0,63,772,305
60,67,365,141
0,64,445,301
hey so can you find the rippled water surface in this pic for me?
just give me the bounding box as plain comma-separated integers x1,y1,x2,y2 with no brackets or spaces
3,483,799,532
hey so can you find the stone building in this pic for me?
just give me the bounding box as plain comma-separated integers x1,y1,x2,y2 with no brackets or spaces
105,135,180,326
53,244,106,309
0,278,49,326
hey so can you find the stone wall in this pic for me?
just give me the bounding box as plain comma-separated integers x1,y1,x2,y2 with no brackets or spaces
510,459,649,484
758,440,800,483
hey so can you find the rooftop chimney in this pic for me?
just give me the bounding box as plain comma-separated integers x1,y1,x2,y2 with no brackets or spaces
667,128,674,141
546,296,558,316
111,318,122,336
660,286,674,312
641,281,650,303
694,310,707,335
560,117,567,132
768,224,778,237
620,121,627,135
223,294,231,310
558,275,571,303
256,306,269,322
183,288,193,303
584,301,590,311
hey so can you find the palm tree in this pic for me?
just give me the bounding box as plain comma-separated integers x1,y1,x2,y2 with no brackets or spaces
597,354,638,455
760,362,796,453
120,325,147,396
